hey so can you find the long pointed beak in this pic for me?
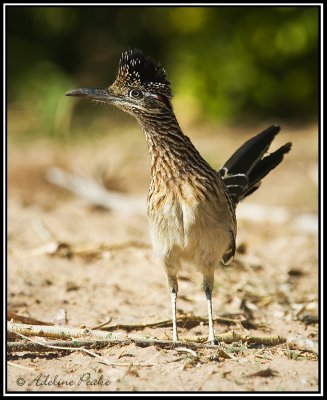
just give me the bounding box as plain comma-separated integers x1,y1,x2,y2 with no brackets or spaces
65,87,116,103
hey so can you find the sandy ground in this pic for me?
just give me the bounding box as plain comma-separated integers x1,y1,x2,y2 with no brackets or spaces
7,123,319,393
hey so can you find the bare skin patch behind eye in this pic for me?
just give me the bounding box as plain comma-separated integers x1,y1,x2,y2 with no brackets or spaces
155,94,172,110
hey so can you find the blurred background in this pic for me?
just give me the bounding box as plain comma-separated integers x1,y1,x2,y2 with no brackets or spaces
7,5,319,217
7,6,319,141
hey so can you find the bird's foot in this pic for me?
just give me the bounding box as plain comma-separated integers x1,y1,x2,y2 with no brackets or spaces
207,337,219,346
172,334,179,343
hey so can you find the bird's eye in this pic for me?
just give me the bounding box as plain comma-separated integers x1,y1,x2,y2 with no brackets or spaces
129,89,143,99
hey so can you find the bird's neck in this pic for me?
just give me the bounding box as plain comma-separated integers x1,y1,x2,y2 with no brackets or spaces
137,111,215,182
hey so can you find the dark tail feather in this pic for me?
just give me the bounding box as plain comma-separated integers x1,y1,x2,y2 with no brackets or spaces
219,125,292,204
242,142,292,199
223,124,281,175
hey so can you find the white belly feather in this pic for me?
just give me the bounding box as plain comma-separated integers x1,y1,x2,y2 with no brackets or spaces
148,184,231,271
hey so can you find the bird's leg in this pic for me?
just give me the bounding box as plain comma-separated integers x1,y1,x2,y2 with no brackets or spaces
203,270,217,345
166,269,179,342
170,288,178,342
205,287,216,344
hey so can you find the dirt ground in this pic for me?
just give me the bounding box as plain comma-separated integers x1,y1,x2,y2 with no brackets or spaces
7,123,319,393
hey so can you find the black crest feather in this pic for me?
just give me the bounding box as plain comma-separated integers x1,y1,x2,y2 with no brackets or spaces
116,49,172,97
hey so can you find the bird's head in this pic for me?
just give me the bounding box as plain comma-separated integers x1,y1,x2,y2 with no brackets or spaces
65,49,173,118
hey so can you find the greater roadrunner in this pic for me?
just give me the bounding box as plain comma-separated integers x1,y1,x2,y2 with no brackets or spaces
66,49,292,344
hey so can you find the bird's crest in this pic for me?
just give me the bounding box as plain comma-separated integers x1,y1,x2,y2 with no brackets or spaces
114,49,172,98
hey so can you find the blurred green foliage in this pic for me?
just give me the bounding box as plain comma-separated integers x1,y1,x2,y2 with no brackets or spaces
7,6,319,138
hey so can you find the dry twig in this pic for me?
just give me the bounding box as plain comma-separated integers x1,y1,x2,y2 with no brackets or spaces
101,315,247,332
7,312,53,326
46,167,144,214
7,322,286,354
11,332,153,367
7,321,120,341
14,240,151,260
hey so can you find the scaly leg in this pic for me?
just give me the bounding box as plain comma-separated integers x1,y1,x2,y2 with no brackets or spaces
165,266,179,343
170,288,178,342
203,268,217,345
205,287,216,344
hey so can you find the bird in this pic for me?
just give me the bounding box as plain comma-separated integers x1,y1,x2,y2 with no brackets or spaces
66,49,292,344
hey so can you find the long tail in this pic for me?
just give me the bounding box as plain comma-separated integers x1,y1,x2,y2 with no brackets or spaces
219,125,292,205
